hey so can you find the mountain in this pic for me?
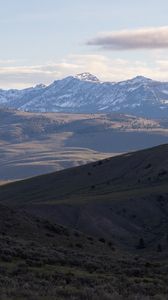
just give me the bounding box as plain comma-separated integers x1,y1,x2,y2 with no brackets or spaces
0,84,46,108
1,144,168,250
0,73,168,118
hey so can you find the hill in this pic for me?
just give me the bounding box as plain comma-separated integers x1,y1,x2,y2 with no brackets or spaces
1,204,168,299
1,144,168,251
0,204,117,299
0,144,168,300
1,145,168,298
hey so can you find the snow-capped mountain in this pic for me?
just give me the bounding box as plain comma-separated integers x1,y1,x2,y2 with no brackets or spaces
0,84,46,109
1,73,168,118
75,72,100,82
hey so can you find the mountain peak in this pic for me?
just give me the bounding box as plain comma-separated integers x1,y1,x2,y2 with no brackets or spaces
75,72,100,82
130,75,153,83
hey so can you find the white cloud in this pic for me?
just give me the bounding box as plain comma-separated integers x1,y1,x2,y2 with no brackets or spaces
87,27,168,50
0,59,19,65
0,54,168,89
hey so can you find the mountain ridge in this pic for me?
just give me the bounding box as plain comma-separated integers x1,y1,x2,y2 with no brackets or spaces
0,73,168,117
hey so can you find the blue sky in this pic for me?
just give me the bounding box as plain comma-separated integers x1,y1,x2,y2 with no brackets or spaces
0,0,168,88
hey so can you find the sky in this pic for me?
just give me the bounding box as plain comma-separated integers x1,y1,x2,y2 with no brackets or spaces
0,0,168,89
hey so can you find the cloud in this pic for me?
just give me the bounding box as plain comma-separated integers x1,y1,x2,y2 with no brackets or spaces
87,27,168,50
0,59,19,65
0,62,79,89
0,55,168,89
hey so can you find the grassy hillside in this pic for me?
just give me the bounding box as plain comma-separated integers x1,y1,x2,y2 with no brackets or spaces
0,144,168,251
0,205,168,300
1,145,168,298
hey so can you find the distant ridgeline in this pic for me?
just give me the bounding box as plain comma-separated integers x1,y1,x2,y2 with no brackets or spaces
0,73,168,118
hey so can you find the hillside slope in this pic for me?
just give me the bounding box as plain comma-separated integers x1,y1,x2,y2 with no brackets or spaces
1,204,168,299
0,144,168,251
0,204,117,299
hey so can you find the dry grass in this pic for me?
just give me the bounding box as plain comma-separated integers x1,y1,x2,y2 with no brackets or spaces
0,110,168,182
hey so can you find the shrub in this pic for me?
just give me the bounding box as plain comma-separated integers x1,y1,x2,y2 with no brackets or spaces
99,238,106,243
136,238,145,249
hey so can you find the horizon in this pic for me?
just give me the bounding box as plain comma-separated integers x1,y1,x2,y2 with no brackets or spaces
0,0,168,88
2,72,168,91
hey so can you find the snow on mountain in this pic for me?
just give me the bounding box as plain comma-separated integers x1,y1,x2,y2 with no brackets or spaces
0,84,46,109
0,73,168,118
74,72,100,82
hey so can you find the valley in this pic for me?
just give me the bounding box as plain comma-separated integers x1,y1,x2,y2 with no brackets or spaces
0,109,168,182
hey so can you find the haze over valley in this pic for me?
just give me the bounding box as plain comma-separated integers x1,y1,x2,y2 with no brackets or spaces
1,108,168,183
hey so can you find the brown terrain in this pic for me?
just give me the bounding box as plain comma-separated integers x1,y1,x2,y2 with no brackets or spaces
1,109,168,299
0,144,168,299
0,108,168,183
